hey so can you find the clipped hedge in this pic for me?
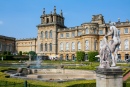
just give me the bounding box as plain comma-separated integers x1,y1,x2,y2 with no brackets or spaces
88,51,98,62
0,55,13,60
76,51,85,61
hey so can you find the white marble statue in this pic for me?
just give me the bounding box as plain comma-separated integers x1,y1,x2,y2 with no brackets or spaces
99,22,121,68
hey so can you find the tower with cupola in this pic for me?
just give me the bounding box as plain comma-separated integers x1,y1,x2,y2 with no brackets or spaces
36,6,66,56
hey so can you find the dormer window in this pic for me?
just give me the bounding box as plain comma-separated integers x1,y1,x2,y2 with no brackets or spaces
78,31,82,36
86,28,89,34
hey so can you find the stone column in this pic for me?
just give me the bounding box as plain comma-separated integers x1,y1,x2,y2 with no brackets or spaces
96,67,123,87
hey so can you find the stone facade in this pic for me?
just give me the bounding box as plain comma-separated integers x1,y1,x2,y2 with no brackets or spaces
0,35,15,54
16,6,130,60
16,38,37,53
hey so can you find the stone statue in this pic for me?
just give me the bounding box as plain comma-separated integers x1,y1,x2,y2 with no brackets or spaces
99,37,111,68
99,22,121,68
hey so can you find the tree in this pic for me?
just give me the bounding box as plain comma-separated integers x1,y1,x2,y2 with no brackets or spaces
19,51,22,55
76,51,85,61
28,51,37,56
88,51,98,62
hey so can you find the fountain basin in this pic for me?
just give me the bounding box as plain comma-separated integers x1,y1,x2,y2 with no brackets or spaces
26,69,96,81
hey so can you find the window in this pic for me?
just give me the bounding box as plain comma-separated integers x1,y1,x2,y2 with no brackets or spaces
66,42,69,50
45,31,48,38
124,28,128,34
60,54,63,60
72,32,75,37
72,42,75,51
66,54,69,60
60,33,63,38
49,43,52,51
0,42,2,51
49,30,52,38
118,29,120,35
125,54,129,60
124,39,129,50
117,54,121,60
45,43,47,51
85,40,89,50
99,30,103,35
40,43,43,51
78,31,82,36
86,28,89,34
78,42,81,50
41,31,44,39
94,29,96,34
72,54,75,60
85,54,88,60
47,18,49,23
60,43,63,51
66,33,69,38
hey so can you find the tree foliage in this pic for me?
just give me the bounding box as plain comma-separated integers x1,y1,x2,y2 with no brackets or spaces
88,51,98,62
76,51,85,61
28,51,37,56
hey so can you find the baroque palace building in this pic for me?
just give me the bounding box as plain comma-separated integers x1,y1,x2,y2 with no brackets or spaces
0,35,15,54
16,6,130,61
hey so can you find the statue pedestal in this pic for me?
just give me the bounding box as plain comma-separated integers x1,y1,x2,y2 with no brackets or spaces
96,67,123,87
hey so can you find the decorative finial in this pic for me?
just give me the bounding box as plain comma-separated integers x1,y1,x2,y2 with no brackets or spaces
43,8,45,15
54,6,56,14
118,18,120,22
50,11,52,14
126,19,129,22
60,10,63,16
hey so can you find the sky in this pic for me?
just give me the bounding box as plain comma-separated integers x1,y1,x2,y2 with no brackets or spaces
0,0,130,39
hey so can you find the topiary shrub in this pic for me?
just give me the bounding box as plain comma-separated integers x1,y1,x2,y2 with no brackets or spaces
19,51,22,56
88,51,98,62
76,51,85,61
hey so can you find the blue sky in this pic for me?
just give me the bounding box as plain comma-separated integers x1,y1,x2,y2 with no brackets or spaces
0,0,130,39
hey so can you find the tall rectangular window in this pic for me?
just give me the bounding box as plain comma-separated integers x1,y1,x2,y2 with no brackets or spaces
60,33,63,38
124,28,128,34
66,33,69,38
72,32,75,37
99,30,103,35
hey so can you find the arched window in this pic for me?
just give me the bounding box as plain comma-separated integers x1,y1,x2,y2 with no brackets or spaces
49,43,52,51
86,28,89,34
78,42,81,50
41,31,44,39
85,40,89,50
45,31,48,38
60,54,63,60
66,42,69,51
60,43,63,51
124,39,129,50
72,54,75,60
40,43,43,51
45,43,47,51
66,54,69,60
47,18,49,23
49,30,52,38
72,42,75,51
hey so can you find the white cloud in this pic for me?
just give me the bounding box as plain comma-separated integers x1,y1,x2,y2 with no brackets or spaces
0,21,3,25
